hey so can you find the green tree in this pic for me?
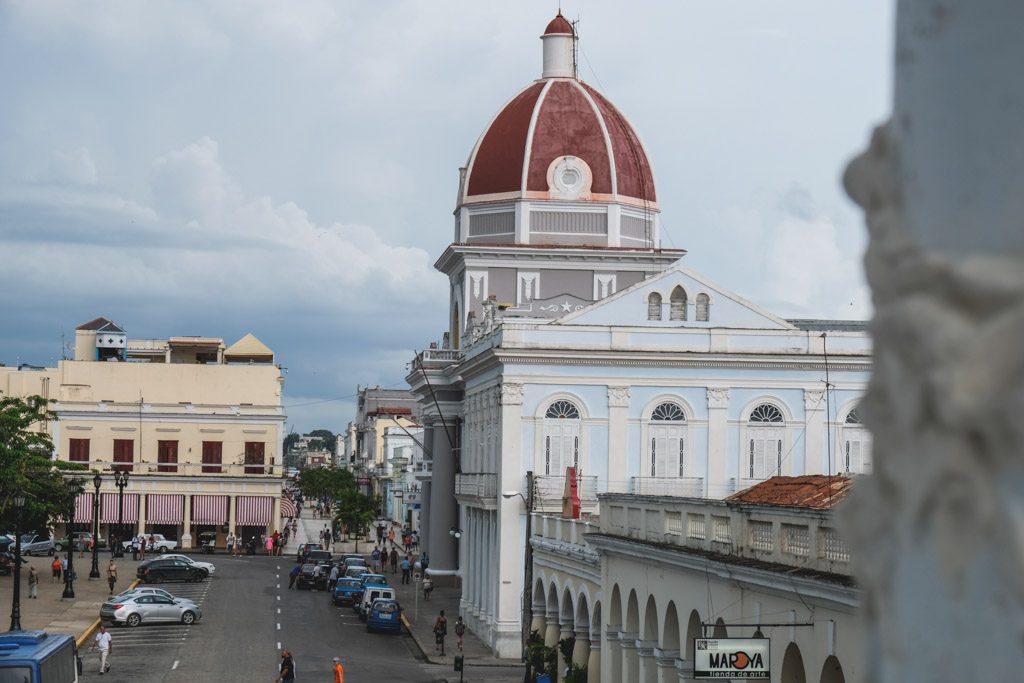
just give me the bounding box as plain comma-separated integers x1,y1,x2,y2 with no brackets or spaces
307,429,337,455
0,396,86,533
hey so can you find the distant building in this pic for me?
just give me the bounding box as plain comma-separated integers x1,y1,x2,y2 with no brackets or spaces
343,386,420,502
0,317,287,548
531,476,859,682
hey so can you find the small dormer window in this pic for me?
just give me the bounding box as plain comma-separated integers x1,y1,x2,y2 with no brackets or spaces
669,287,687,321
696,293,710,322
647,292,662,321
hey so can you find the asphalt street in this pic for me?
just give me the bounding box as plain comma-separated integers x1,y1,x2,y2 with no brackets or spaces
77,551,466,682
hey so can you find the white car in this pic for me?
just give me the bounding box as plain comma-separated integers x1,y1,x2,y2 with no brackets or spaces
160,554,216,575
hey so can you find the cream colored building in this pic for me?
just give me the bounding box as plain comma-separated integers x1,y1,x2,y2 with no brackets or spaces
0,318,286,549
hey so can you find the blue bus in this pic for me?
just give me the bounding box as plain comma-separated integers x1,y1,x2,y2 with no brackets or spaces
0,631,80,683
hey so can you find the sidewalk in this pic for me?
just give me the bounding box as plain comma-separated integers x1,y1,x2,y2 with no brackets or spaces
0,550,141,644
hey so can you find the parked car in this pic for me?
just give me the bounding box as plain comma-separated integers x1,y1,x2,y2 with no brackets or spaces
100,594,202,627
111,587,197,607
359,573,388,588
357,584,396,620
344,566,370,580
306,549,332,564
158,554,216,575
53,532,105,553
121,533,177,553
296,563,328,591
340,554,366,568
137,558,208,583
296,543,322,562
366,599,403,633
332,578,364,606
19,534,54,557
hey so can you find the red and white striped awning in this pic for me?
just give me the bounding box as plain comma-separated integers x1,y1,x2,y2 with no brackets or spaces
70,493,94,524
192,495,229,525
280,498,297,519
100,493,139,524
146,494,184,525
236,496,274,526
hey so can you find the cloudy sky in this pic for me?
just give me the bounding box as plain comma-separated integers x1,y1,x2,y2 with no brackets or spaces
0,1,893,432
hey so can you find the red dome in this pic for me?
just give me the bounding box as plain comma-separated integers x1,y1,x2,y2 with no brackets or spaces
463,79,657,206
544,14,574,36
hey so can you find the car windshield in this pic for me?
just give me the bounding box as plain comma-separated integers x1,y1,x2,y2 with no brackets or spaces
301,564,316,572
338,579,360,588
362,575,386,583
20,534,34,543
373,601,399,613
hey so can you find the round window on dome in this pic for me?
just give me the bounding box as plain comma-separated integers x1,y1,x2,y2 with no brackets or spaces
547,156,593,199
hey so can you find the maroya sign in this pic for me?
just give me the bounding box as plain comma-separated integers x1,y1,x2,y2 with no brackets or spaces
694,638,770,679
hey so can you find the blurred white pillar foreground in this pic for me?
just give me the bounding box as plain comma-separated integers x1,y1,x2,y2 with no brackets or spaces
843,1,1024,681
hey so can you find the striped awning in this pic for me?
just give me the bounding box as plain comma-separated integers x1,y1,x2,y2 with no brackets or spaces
192,495,229,525
236,496,274,526
100,493,139,524
69,493,94,524
146,494,184,525
280,498,297,519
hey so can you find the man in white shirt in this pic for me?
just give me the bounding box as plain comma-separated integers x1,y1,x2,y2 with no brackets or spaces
94,624,112,674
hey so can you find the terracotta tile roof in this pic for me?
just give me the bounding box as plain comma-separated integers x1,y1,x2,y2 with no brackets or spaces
726,475,854,510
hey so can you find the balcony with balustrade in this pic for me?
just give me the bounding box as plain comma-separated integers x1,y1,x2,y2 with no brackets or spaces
454,472,498,509
630,476,704,497
533,474,598,514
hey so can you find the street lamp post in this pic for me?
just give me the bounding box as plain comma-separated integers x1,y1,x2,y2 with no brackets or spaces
62,482,78,600
113,470,130,559
89,474,102,580
9,493,26,631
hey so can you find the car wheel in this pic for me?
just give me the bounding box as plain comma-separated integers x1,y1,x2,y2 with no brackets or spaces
53,543,63,553
159,547,168,554
181,611,195,625
126,613,141,627
150,574,162,584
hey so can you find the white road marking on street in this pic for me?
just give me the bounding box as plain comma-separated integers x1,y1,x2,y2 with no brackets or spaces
277,622,281,630
276,574,279,579
276,584,280,589
277,641,281,650
172,660,179,670
277,607,281,614
277,595,280,601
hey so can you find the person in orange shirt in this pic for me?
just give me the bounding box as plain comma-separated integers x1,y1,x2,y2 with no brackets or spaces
332,656,344,682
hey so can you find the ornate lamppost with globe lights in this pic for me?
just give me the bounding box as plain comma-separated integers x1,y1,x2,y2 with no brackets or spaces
89,474,102,580
113,470,130,558
9,492,26,631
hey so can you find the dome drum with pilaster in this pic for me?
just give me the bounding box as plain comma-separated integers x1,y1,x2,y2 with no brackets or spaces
457,13,659,249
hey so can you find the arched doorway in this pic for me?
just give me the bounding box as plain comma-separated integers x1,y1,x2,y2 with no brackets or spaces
781,642,807,683
819,655,845,683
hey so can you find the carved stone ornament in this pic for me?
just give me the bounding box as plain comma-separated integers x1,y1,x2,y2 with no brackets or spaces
607,386,630,407
500,382,524,406
706,387,730,409
804,389,825,410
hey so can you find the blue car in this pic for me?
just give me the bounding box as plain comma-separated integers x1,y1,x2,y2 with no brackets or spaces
332,578,363,606
366,599,402,633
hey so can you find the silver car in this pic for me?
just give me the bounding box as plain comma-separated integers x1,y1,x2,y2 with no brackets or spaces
20,534,54,556
111,587,197,607
100,594,202,627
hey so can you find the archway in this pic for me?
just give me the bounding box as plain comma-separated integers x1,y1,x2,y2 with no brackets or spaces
819,655,845,683
663,601,681,654
781,642,807,683
623,590,640,682
544,583,561,647
684,610,701,661
713,617,728,638
608,586,624,680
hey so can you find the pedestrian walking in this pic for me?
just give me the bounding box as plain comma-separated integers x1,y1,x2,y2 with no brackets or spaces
131,536,140,561
389,548,398,574
139,535,147,561
422,577,433,601
420,552,430,573
288,563,301,589
455,616,466,651
51,556,62,583
93,624,112,674
328,564,339,591
226,533,235,556
332,656,344,683
265,535,274,555
400,556,411,584
276,648,295,682
433,610,448,656
106,559,118,595
387,527,395,548
371,547,381,573
28,566,38,598
61,556,68,580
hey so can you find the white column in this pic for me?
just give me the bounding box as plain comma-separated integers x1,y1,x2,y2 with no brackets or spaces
426,422,458,573
544,611,561,647
226,494,235,537
842,2,1024,681
620,633,639,682
607,387,630,492
181,494,192,548
803,389,826,475
587,638,601,683
604,628,622,683
705,388,729,497
637,640,658,683
495,382,526,657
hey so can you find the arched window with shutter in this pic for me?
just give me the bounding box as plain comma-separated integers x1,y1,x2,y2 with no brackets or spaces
669,287,687,321
843,407,872,474
649,402,686,477
747,403,784,480
544,400,581,476
696,293,710,322
647,292,663,320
